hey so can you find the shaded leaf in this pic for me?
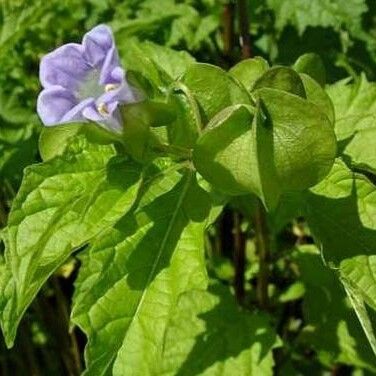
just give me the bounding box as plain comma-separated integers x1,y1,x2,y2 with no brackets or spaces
306,159,376,264
161,283,280,376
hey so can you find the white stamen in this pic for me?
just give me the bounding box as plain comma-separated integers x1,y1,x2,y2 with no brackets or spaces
97,103,109,116
105,83,120,92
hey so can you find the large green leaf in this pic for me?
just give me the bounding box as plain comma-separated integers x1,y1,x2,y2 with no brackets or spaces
71,167,211,375
1,136,142,346
306,160,376,357
296,245,376,371
327,75,376,173
161,283,280,375
306,159,376,264
326,75,376,141
344,128,376,173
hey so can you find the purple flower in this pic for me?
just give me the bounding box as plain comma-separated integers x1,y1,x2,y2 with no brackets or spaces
37,25,140,133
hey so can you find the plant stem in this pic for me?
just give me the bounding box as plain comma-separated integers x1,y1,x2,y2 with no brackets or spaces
254,200,270,309
228,0,252,306
233,212,246,304
51,277,82,375
0,199,7,227
222,2,236,62
237,0,252,59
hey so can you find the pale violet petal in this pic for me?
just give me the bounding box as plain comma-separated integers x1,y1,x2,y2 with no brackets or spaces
99,46,121,85
40,43,90,89
60,97,95,123
83,103,122,132
82,24,114,67
37,86,78,125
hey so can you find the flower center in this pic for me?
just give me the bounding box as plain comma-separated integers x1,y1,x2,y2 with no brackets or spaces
77,69,103,100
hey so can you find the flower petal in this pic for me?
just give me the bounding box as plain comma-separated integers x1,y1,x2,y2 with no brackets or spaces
40,43,91,89
82,24,115,67
96,83,138,106
61,98,95,123
99,45,121,85
110,67,125,83
82,103,122,133
37,86,78,125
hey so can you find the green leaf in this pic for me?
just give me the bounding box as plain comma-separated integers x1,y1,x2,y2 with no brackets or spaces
266,0,368,36
161,283,280,375
253,67,306,98
344,128,376,173
326,75,376,141
341,276,376,359
39,124,83,161
134,40,195,80
341,256,376,313
293,53,326,87
118,39,195,92
300,73,335,125
71,167,211,375
1,136,142,347
229,57,269,92
296,245,376,371
327,75,376,173
306,159,376,264
181,63,251,123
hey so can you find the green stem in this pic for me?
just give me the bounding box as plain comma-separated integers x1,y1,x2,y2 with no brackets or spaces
233,212,246,304
254,200,270,309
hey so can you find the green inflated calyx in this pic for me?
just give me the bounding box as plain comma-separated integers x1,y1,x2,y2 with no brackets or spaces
294,53,326,87
193,88,337,211
252,66,306,98
229,57,269,92
180,63,251,123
